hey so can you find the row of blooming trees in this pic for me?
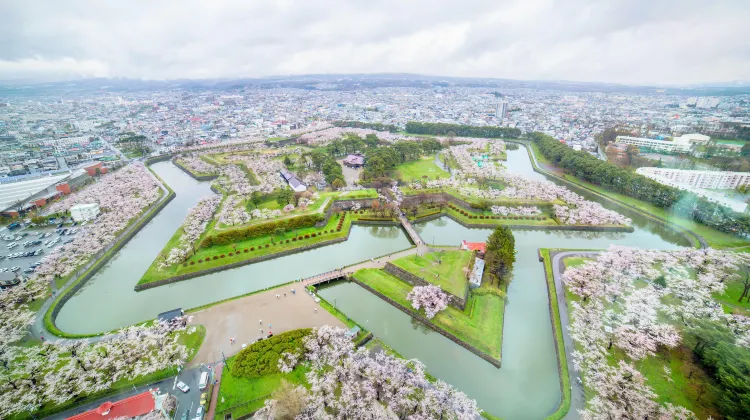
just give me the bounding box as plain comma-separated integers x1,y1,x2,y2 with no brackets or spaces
257,326,480,419
159,195,221,268
177,154,217,175
0,163,197,417
0,318,192,418
409,139,631,226
563,246,750,418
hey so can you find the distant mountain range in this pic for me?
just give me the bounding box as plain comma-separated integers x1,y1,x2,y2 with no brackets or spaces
1,73,749,96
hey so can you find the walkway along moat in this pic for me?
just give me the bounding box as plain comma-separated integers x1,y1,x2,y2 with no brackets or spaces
50,147,690,419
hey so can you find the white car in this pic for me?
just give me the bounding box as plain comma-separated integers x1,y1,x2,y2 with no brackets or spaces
10,266,20,272
195,406,204,419
0,268,8,273
176,381,190,393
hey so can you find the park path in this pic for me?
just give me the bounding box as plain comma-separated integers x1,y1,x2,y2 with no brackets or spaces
548,249,602,420
206,363,224,420
187,283,346,367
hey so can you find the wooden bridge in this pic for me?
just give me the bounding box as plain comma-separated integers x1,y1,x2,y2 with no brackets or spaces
302,270,350,287
398,214,425,246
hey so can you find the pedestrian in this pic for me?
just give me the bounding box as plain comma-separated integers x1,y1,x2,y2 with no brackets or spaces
260,328,263,334
269,323,272,328
259,319,262,324
284,293,286,297
41,335,44,341
314,308,317,313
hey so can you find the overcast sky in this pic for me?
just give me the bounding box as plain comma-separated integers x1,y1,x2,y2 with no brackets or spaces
1,0,748,85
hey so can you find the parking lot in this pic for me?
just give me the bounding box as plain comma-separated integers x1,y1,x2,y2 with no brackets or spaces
0,221,82,281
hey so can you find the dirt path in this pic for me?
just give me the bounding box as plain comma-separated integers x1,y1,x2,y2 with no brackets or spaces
187,283,345,366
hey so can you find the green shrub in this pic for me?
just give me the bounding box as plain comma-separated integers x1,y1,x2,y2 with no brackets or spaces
231,328,311,378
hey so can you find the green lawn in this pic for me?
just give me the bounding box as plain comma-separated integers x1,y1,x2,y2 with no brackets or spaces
715,138,746,145
215,361,308,418
715,279,750,315
353,268,504,360
391,250,472,297
396,156,450,182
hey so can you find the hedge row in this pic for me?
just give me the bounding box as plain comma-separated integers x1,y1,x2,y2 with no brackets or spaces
184,230,336,266
200,213,324,247
231,328,311,378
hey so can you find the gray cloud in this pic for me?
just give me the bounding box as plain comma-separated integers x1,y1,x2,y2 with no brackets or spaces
0,0,748,84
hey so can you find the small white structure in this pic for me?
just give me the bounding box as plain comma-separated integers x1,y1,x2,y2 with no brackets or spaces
70,203,100,222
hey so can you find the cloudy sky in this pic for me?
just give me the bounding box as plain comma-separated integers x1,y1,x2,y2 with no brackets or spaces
1,0,748,85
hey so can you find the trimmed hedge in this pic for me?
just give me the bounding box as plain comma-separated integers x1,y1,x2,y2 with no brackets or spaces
200,213,324,247
231,328,311,378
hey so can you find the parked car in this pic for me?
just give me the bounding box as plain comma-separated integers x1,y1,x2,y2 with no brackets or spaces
199,392,208,406
7,242,17,249
176,381,189,393
23,268,35,273
0,268,7,273
34,249,44,256
10,266,20,272
195,406,204,419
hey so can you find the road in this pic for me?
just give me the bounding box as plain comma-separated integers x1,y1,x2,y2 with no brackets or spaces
49,364,215,420
548,249,602,420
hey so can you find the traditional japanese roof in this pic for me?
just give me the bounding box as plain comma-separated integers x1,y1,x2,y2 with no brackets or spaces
343,154,364,165
66,391,155,420
460,240,486,253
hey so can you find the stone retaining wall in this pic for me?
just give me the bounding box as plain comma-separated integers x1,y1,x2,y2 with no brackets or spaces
135,235,349,290
383,263,467,310
350,277,501,368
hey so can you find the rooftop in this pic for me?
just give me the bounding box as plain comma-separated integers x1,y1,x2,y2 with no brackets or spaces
66,391,155,420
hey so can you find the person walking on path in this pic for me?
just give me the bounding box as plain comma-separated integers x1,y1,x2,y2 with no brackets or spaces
314,308,317,313
259,319,262,324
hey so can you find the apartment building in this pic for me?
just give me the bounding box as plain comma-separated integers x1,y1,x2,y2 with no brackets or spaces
637,167,750,189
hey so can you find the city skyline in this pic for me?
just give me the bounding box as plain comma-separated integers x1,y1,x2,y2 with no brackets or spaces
1,0,749,85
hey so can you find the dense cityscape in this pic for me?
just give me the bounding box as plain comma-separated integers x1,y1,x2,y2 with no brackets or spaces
2,1,750,420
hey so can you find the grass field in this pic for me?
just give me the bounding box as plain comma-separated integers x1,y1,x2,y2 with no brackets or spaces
353,268,504,360
215,362,308,418
396,156,450,182
559,254,721,418
444,205,557,226
391,250,472,297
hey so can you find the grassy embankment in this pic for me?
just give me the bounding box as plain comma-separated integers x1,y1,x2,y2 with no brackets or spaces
559,254,721,418
527,142,747,249
391,250,472,297
139,208,393,286
353,268,504,360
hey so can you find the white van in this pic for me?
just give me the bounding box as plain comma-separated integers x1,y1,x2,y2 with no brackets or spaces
7,242,17,249
198,372,209,390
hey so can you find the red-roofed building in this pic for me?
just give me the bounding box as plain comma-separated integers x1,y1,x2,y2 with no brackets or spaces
461,240,486,253
67,391,156,420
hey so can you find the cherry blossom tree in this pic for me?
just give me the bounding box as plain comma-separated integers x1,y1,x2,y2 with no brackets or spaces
407,285,449,319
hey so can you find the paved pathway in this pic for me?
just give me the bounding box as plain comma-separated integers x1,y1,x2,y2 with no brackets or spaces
548,249,602,420
206,363,224,420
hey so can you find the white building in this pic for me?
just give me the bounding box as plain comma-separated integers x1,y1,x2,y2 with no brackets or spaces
69,203,100,222
615,133,710,154
615,135,690,153
637,167,750,189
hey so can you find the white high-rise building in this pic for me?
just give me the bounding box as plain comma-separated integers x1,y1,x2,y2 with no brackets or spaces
496,101,508,122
